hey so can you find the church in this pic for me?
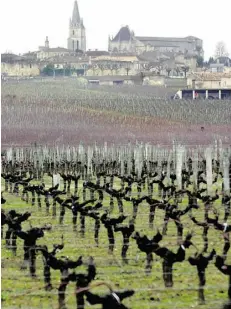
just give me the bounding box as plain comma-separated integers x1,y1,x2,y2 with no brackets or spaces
108,26,204,57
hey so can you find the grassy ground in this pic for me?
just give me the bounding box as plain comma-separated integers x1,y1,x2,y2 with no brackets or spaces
1,176,230,309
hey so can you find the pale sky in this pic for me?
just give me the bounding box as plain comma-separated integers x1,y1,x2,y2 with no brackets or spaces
1,0,231,60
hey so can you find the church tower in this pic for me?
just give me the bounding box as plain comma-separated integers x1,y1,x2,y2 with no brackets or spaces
67,1,86,52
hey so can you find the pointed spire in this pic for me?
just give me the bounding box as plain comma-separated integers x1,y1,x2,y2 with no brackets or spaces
45,36,49,49
72,1,81,25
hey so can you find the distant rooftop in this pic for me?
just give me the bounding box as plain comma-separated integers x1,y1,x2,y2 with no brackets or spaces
43,47,72,52
85,75,142,82
136,36,200,42
92,55,138,62
111,26,134,42
111,27,201,45
86,50,109,57
1,53,25,62
190,72,231,81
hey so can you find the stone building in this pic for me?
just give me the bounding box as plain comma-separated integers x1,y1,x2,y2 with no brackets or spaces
108,26,204,57
42,54,89,76
137,50,197,76
187,72,231,89
37,45,73,60
1,53,40,77
85,55,140,76
67,1,86,52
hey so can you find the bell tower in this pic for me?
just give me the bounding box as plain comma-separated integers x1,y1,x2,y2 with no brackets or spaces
67,1,86,52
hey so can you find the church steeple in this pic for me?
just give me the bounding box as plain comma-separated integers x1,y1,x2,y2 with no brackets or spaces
72,1,81,25
67,1,86,52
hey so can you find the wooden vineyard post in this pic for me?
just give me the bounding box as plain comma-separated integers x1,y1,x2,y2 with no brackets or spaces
87,146,93,181
176,145,184,190
78,143,85,178
166,150,172,186
223,149,230,196
119,148,125,177
19,148,24,174
38,146,43,181
16,148,20,168
135,145,143,180
172,141,176,171
33,144,39,181
205,147,213,196
6,147,13,164
192,149,198,191
4,147,12,191
219,139,223,161
53,174,61,187
214,139,218,162
66,146,71,174
136,144,143,197
144,144,150,191
127,143,132,176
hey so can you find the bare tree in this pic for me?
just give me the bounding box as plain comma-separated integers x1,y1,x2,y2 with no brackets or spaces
215,41,229,58
113,63,120,75
98,64,105,76
181,65,190,78
165,67,172,77
85,64,93,76
125,63,131,76
175,67,181,76
140,71,145,82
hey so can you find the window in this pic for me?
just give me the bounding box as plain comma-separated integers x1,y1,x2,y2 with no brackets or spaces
29,64,32,68
73,30,75,35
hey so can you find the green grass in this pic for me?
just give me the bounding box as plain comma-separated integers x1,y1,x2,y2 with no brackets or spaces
1,176,230,309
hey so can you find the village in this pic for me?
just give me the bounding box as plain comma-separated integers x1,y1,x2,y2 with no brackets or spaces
1,0,231,88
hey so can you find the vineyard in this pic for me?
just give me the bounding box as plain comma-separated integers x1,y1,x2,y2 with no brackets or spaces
1,79,231,147
1,80,231,309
